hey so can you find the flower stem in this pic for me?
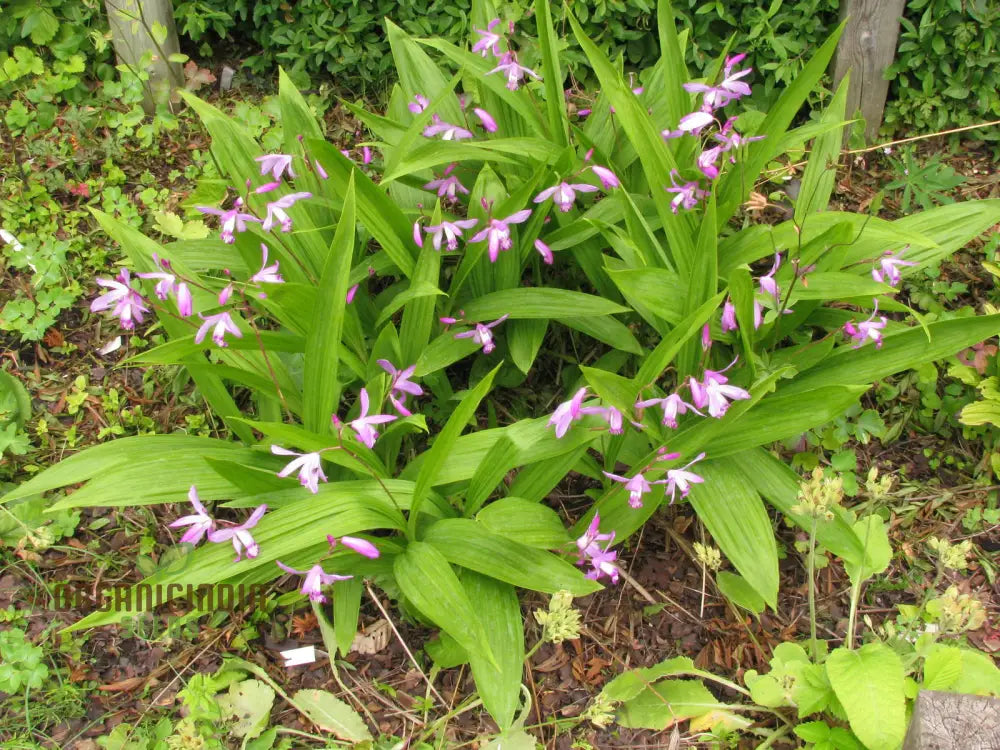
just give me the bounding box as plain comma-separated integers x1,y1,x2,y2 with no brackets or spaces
807,516,819,661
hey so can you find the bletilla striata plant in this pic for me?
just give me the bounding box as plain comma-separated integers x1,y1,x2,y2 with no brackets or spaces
8,0,1000,732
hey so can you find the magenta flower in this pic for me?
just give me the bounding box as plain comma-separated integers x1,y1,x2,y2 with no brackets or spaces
702,323,713,351
208,504,267,561
472,18,503,57
714,116,764,154
721,299,738,332
590,165,620,190
469,209,532,262
196,200,262,245
350,388,397,448
488,52,540,91
424,164,470,202
329,535,381,559
576,513,619,583
200,199,261,244
844,300,888,349
682,53,752,111
276,561,351,603
534,239,554,265
425,218,479,251
271,446,327,494
255,181,281,195
362,146,373,165
137,258,193,317
251,244,284,284
872,248,916,287
581,405,624,434
474,107,498,132
662,110,715,140
262,192,312,232
346,284,359,304
697,145,723,180
423,115,474,141
195,311,242,348
408,94,429,114
314,160,328,179
534,181,599,212
664,453,706,504
758,253,782,304
377,359,423,416
665,170,707,213
635,393,699,429
169,486,215,545
548,387,589,438
454,314,508,354
689,367,750,418
256,154,296,181
91,268,149,330
603,470,663,509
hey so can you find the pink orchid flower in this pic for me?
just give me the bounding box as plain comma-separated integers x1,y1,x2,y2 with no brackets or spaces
196,199,261,244
350,388,397,448
635,392,700,429
548,387,589,438
251,244,284,284
665,170,707,213
534,181,600,212
276,561,352,603
603,470,664,509
872,248,917,287
91,268,149,330
472,18,503,57
454,314,509,354
664,453,706,504
425,218,479,251
576,513,619,583
208,504,267,561
271,446,327,494
169,486,215,545
468,209,532,262
424,164,470,202
328,535,381,559
256,154,295,181
474,107,498,132
377,359,424,416
262,192,312,232
423,115,474,141
844,299,888,349
195,311,242,348
488,52,540,91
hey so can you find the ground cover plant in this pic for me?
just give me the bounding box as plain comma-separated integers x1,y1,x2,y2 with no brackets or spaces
2,0,1000,747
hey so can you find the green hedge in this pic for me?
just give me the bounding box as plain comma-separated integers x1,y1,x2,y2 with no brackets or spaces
3,0,998,136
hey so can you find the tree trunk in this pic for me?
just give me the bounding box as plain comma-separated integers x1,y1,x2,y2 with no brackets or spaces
104,0,183,114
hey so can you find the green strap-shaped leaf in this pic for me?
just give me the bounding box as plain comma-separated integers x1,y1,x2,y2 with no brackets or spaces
715,22,846,224
424,518,600,595
461,288,628,320
794,73,849,222
567,11,696,273
409,365,500,537
687,462,778,609
307,140,415,277
393,542,497,667
462,571,525,729
304,174,355,433
534,0,569,147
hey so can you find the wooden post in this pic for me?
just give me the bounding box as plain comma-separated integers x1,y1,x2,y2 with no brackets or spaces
832,0,905,142
104,0,183,114
902,691,1000,749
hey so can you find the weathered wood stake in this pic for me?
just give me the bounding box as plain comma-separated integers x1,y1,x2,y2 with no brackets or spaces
832,0,906,142
104,0,183,113
902,690,1000,749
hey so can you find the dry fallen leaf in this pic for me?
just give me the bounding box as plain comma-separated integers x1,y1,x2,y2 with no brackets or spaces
349,618,390,655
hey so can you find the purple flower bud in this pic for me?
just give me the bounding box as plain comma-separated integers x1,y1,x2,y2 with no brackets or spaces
473,107,498,133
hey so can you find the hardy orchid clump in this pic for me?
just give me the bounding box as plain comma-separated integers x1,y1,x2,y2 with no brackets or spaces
19,0,1000,734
